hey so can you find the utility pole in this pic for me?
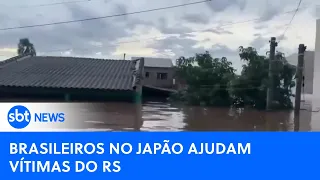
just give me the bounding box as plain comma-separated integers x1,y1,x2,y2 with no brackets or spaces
266,37,278,110
123,53,126,60
294,44,306,116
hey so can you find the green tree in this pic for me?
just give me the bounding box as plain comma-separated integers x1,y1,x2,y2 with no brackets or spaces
172,47,296,110
172,51,236,106
229,46,296,109
17,38,36,56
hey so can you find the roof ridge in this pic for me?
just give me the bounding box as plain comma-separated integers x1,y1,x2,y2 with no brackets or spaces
0,54,32,67
132,57,173,68
35,56,129,61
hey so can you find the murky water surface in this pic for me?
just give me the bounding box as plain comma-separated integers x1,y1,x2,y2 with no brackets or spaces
1,97,319,131
83,99,320,131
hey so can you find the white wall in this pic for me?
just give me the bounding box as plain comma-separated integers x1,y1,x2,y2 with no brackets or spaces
311,19,320,131
144,67,174,88
313,19,320,102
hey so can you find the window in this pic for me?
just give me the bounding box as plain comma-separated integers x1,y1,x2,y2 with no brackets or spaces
145,72,150,78
157,73,167,80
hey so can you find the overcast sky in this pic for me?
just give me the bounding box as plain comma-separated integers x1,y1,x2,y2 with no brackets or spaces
0,0,319,71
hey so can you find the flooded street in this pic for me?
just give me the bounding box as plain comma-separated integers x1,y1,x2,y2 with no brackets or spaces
141,102,317,131
83,99,320,131
1,97,319,131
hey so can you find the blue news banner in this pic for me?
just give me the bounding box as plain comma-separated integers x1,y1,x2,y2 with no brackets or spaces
0,132,319,180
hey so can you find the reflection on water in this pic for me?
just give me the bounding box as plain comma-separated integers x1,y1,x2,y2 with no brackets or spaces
83,100,319,132
141,102,185,131
142,102,292,131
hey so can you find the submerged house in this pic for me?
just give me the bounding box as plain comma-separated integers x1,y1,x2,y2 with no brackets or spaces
131,57,174,88
0,54,144,102
131,57,177,98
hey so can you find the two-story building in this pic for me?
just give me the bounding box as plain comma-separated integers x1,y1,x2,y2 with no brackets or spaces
307,18,320,130
314,19,320,101
132,57,174,88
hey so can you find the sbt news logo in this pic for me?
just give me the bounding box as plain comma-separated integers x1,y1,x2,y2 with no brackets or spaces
7,105,65,129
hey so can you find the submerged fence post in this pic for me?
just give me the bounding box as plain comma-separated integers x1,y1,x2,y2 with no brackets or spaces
134,57,144,104
294,44,306,117
64,93,70,102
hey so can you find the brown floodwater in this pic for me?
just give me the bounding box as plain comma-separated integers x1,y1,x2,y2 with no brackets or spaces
1,96,319,131
82,97,320,131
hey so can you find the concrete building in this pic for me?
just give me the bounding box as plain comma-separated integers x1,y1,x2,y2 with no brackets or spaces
286,51,314,95
309,19,320,131
132,57,174,88
314,19,320,100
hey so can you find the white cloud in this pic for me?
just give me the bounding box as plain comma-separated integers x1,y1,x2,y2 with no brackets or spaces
0,0,318,68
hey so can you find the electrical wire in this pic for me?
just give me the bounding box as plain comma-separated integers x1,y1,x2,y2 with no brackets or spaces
39,6,309,54
0,0,212,31
0,1,313,95
1,3,313,57
278,0,303,43
1,0,310,32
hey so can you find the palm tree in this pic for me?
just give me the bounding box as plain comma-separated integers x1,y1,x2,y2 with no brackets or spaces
17,38,36,56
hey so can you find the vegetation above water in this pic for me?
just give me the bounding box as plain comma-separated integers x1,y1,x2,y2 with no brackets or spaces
18,38,36,56
171,46,296,110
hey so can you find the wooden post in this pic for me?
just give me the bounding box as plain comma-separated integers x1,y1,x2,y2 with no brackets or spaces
294,44,306,117
266,37,278,110
293,115,300,131
134,58,144,103
64,94,70,102
134,58,144,131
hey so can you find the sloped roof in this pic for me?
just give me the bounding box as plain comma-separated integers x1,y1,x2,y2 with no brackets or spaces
0,55,142,91
131,57,173,68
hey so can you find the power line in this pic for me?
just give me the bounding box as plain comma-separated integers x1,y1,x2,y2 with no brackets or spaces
0,0,212,31
2,3,313,56
278,0,303,43
40,6,309,54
